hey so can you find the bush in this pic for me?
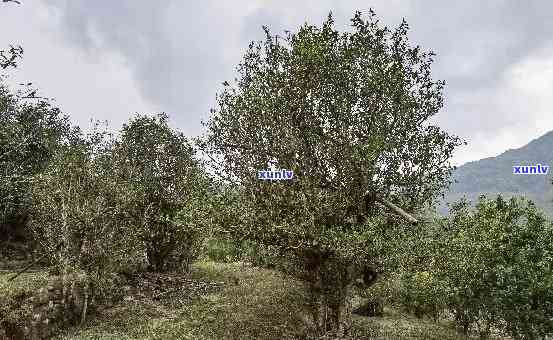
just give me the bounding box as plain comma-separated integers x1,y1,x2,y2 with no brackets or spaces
396,271,446,321
29,127,141,300
355,275,395,317
0,82,72,243
429,195,553,339
202,237,285,269
243,242,286,269
29,114,213,306
204,238,245,263
111,114,210,272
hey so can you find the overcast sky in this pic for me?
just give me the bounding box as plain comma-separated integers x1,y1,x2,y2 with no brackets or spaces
1,1,552,166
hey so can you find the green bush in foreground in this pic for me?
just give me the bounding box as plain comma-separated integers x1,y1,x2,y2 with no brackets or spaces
396,270,447,322
0,80,72,243
422,195,553,339
29,127,135,301
111,114,211,273
204,238,245,263
30,115,213,307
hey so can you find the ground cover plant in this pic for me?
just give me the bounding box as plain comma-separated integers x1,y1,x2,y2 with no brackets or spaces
52,262,483,340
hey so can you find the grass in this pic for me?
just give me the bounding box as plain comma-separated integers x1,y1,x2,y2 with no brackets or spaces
51,261,485,340
54,261,308,340
0,244,49,300
0,268,51,329
0,269,50,300
351,309,469,339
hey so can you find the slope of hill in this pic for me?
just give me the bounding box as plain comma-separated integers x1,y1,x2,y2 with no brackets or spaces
440,130,553,216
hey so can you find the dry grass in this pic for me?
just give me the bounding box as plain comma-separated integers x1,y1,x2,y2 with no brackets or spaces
52,261,481,340
0,270,50,298
0,269,50,329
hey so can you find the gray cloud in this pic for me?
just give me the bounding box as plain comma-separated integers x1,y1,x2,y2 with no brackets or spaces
5,0,553,164
41,0,222,135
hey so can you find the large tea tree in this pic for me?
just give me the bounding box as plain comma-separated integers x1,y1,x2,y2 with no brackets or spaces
202,11,462,336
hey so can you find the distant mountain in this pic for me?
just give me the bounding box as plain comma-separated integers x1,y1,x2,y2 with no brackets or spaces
439,130,553,216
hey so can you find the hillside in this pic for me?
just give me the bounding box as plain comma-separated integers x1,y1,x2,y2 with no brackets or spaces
440,130,553,215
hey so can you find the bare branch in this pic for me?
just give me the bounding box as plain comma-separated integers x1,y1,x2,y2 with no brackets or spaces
375,195,418,224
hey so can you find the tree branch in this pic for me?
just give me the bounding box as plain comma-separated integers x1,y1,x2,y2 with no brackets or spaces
374,194,418,224
7,241,63,282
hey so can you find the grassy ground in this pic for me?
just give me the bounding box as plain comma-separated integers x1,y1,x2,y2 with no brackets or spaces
49,261,483,340
0,270,50,299
0,268,50,331
0,242,48,301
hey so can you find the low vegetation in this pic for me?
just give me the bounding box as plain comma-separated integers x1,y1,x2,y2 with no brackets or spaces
400,195,553,339
53,262,482,340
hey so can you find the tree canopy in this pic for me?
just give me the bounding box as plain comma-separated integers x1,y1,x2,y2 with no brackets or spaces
203,11,462,256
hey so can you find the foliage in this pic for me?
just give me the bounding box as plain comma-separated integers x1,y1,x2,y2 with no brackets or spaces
28,126,138,301
422,195,553,339
202,9,462,336
0,8,70,243
111,114,211,272
243,242,287,269
0,81,72,242
28,113,212,310
203,238,243,263
0,45,23,70
395,271,446,321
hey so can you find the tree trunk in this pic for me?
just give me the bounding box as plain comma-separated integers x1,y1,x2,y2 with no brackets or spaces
304,250,356,338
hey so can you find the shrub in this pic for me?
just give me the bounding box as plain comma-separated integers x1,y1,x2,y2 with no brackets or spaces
111,114,211,272
0,82,72,243
430,195,553,339
29,127,141,301
396,271,446,321
204,238,245,263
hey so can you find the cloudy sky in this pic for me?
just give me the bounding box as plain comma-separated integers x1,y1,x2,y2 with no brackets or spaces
1,1,552,166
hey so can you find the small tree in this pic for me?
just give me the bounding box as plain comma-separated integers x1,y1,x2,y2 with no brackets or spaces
29,126,137,306
430,195,553,339
0,81,72,243
203,10,462,337
112,114,210,272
